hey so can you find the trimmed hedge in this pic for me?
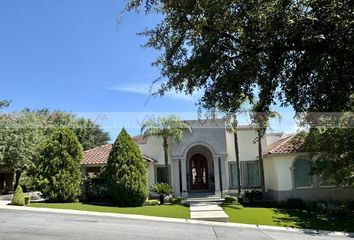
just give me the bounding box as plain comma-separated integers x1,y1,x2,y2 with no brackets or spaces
11,186,25,206
224,195,238,204
144,200,160,206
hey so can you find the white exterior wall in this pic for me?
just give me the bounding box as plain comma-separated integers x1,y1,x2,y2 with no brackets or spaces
264,154,297,191
138,136,166,165
237,129,260,161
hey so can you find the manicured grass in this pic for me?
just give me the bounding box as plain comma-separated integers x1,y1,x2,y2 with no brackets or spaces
29,202,190,219
222,204,354,232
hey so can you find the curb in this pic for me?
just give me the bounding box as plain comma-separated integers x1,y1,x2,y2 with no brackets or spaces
1,203,353,238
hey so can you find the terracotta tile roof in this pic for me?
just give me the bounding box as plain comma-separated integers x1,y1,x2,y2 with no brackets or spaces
81,144,156,165
266,135,305,155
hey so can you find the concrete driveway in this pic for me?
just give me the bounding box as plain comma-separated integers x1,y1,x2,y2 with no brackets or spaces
0,208,351,240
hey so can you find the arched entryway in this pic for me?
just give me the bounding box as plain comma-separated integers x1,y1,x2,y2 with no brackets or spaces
189,154,209,190
185,144,215,193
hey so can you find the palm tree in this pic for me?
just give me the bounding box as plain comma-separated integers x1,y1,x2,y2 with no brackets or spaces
141,114,192,184
250,104,281,195
230,110,248,197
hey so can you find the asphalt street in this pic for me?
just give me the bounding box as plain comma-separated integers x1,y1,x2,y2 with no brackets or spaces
0,209,351,240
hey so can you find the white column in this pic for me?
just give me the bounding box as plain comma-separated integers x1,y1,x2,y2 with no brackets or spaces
221,158,228,196
172,160,179,195
213,157,221,197
181,158,188,198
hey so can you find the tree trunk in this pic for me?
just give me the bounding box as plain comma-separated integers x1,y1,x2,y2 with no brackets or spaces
159,194,165,205
257,130,266,195
163,137,169,184
14,170,22,191
233,130,242,197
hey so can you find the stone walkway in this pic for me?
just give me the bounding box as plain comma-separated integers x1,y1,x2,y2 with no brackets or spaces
189,202,229,222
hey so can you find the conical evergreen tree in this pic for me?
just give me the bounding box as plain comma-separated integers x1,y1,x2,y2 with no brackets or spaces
35,127,82,202
102,128,148,206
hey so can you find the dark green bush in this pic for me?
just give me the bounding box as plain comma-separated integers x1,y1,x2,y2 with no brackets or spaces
11,186,25,206
150,183,173,205
224,195,238,204
243,189,262,203
82,176,106,201
284,198,306,209
144,199,160,206
24,195,31,205
34,127,83,202
102,128,148,207
171,197,183,204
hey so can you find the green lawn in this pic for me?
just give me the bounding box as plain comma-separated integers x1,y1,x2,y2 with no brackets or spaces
29,202,190,219
222,204,354,232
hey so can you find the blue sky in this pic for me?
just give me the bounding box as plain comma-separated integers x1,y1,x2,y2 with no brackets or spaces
0,0,297,140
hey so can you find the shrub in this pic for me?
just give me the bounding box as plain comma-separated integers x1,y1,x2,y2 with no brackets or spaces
331,204,351,218
284,198,306,209
24,195,31,205
34,127,83,202
150,183,173,205
243,189,262,203
102,128,148,207
171,197,183,204
11,186,25,206
82,175,106,201
224,195,238,204
144,199,160,206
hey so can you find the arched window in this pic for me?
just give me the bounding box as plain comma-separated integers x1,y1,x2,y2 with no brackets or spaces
293,158,313,188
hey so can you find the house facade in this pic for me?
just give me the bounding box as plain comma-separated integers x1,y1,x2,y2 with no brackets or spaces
81,119,354,202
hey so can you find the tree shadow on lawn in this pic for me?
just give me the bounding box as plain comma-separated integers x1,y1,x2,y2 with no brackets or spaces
273,208,354,233
224,204,354,234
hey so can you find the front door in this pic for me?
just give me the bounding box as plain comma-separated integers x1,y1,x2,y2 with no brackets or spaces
189,154,209,190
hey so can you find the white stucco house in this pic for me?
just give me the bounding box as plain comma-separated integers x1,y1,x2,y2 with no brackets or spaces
81,119,354,202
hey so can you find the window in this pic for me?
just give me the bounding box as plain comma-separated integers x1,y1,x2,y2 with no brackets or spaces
232,161,261,188
229,163,238,189
155,165,170,183
293,158,313,188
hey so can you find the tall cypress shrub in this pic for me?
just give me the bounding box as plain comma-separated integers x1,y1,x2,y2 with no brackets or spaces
102,128,148,206
35,127,82,202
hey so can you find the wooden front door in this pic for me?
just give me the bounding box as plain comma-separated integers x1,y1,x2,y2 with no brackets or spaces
189,154,209,190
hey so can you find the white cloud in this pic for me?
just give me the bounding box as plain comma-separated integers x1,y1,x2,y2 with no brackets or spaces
109,83,202,102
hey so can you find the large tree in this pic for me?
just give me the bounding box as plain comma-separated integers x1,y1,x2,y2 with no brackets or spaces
141,115,191,184
0,100,10,110
126,0,353,113
102,128,148,206
302,94,354,187
250,104,281,195
28,109,110,150
0,108,110,190
127,0,354,188
34,127,82,202
0,111,45,189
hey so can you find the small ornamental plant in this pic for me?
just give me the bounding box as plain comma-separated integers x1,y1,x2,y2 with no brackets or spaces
11,186,25,206
150,183,173,205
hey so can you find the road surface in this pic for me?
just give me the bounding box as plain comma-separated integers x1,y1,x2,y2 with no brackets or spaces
0,209,350,240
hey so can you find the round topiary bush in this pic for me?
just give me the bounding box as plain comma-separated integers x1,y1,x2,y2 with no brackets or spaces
102,128,148,207
11,186,25,206
224,195,238,204
35,127,83,202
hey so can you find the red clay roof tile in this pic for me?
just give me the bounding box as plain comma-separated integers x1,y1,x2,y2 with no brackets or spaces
266,135,305,155
81,144,156,165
